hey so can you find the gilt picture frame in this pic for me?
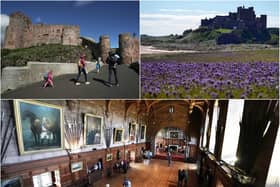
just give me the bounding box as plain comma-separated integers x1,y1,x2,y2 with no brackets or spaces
106,153,113,161
84,114,103,146
14,100,64,155
129,123,137,142
113,128,123,143
71,161,83,173
140,125,146,140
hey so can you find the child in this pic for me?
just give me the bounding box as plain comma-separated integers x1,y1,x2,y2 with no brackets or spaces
96,57,101,73
43,70,54,88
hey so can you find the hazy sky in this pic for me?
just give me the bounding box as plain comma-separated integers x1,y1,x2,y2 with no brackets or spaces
1,1,139,48
141,0,279,36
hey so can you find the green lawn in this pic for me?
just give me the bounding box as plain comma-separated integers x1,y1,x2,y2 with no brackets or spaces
215,28,232,33
142,49,279,63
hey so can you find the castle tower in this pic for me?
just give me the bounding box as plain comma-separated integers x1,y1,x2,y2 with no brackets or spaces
62,26,80,46
119,33,132,64
4,12,32,49
99,35,110,62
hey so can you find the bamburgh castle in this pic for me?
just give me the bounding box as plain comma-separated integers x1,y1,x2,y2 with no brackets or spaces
201,6,267,30
4,12,80,49
4,12,139,64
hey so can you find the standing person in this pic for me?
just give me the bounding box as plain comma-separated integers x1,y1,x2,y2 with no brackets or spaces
182,169,188,187
76,54,90,85
167,151,172,166
107,52,120,87
43,70,54,88
177,169,182,187
96,57,101,73
123,177,131,187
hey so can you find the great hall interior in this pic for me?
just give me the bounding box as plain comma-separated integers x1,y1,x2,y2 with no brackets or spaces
1,99,279,187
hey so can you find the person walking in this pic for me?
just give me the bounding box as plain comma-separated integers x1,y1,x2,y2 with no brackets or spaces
96,57,101,73
107,52,120,87
167,151,172,166
76,54,90,85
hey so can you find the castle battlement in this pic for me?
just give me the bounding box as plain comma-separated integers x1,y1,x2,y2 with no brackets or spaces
4,12,81,49
201,6,267,30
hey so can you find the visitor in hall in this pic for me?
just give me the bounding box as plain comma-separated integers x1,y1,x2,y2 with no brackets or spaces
177,169,183,187
167,151,172,166
123,177,132,187
182,169,188,187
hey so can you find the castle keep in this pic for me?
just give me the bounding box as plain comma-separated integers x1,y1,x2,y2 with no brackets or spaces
4,12,80,49
201,6,266,30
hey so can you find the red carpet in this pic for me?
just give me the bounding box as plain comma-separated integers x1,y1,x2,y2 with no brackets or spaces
154,152,185,162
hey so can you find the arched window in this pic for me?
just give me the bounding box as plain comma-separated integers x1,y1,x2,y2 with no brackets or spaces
221,100,244,164
209,100,219,153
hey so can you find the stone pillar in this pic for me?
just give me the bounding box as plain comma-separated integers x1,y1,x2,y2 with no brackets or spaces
119,33,132,64
99,35,110,63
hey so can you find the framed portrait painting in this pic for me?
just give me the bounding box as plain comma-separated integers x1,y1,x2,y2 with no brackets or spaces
113,128,123,143
140,125,146,140
14,100,63,155
129,123,137,142
84,114,103,146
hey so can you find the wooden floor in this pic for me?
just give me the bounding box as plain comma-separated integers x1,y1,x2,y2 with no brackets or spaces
94,159,200,187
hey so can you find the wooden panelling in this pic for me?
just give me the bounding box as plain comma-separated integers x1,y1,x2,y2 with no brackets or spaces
1,143,146,187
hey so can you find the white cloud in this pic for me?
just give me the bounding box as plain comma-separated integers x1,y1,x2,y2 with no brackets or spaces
1,14,10,45
159,8,224,15
74,1,93,7
141,13,218,35
267,16,279,28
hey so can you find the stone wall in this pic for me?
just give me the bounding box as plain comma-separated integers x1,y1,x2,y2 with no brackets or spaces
1,61,99,93
119,33,139,64
3,12,80,49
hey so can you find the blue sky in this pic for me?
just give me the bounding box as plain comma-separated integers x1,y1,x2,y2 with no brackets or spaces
141,0,279,36
1,1,139,48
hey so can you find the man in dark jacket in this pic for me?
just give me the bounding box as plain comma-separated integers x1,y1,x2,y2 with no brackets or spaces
107,52,120,87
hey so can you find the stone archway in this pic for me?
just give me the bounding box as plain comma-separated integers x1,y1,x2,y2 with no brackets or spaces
151,126,187,161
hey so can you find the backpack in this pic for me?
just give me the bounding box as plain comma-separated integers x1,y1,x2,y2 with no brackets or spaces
43,72,48,81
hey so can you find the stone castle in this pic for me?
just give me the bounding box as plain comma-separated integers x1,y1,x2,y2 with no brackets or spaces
4,12,139,64
4,12,80,49
201,6,267,30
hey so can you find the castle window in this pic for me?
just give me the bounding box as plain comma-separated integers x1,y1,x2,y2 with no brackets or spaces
57,29,60,33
